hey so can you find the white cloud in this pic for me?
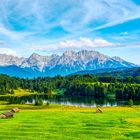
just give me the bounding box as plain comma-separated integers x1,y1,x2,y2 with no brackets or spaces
59,0,140,33
121,32,129,35
0,23,33,40
0,48,17,56
32,37,114,52
0,0,140,56
0,40,4,45
1,0,140,34
86,0,140,32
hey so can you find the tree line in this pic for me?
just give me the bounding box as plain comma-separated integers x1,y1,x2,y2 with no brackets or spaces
64,82,140,99
0,74,140,99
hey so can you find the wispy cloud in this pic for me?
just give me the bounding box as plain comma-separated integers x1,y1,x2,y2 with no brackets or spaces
0,40,4,45
32,37,114,52
108,30,140,42
0,47,17,56
1,0,140,35
0,0,140,62
32,36,140,54
60,0,140,33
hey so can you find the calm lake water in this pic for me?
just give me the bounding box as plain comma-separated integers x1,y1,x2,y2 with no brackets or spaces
46,97,140,107
1,94,140,107
25,95,140,107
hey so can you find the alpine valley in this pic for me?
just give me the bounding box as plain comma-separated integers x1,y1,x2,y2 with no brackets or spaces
0,50,137,78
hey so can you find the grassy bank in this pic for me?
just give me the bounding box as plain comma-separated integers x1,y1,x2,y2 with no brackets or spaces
0,89,36,97
0,105,140,140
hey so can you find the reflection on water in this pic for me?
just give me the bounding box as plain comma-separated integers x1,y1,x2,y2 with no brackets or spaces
47,97,140,107
0,94,140,107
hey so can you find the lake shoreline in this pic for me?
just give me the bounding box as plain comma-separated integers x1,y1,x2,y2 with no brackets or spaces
0,103,140,111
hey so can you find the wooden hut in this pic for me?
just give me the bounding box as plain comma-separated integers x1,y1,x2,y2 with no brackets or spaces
11,107,20,113
0,114,6,119
0,112,13,119
96,108,103,113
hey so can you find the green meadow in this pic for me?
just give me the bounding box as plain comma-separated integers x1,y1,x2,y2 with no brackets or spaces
0,105,140,140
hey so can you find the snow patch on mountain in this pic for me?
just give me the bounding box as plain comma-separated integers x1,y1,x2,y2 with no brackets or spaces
0,50,137,76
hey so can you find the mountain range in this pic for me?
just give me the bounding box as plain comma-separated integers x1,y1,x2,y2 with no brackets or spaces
0,50,137,78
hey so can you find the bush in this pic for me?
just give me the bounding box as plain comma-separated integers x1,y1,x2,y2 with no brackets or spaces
34,98,43,106
46,102,50,106
128,99,133,107
10,89,14,94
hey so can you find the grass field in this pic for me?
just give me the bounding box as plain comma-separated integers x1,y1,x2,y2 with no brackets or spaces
0,105,140,140
0,88,64,98
0,89,36,97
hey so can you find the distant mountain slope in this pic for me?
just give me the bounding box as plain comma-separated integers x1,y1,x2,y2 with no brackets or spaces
0,50,138,77
103,67,140,77
0,65,30,78
74,67,140,77
0,65,44,78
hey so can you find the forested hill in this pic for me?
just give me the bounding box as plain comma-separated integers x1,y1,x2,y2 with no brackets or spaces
0,74,140,100
74,67,140,77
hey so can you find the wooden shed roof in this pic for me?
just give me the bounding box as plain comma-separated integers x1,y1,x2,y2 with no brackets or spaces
2,112,13,117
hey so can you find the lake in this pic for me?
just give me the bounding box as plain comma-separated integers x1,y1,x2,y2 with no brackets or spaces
46,96,140,107
0,94,140,107
26,95,140,107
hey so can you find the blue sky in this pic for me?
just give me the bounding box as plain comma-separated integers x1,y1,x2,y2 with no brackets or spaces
0,0,140,64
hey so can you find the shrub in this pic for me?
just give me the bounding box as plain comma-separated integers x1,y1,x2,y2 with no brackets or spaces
34,98,43,106
46,102,50,106
128,99,133,107
10,89,14,94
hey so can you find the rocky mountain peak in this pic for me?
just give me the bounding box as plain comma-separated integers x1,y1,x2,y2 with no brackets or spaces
0,54,25,66
112,56,124,62
30,53,41,58
0,50,137,76
63,51,76,57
